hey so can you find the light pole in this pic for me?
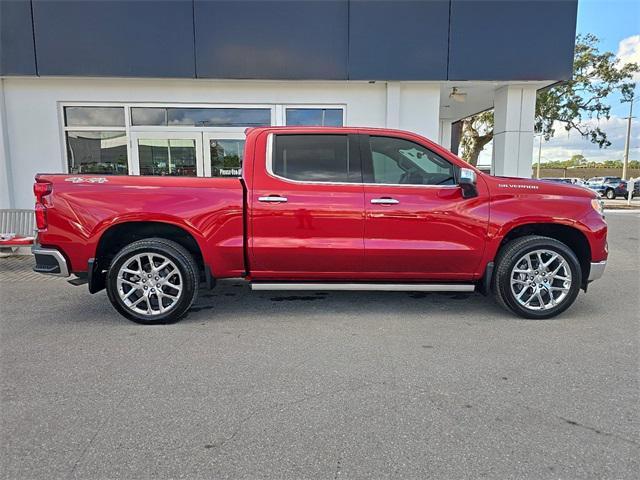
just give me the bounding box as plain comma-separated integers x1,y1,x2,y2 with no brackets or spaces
536,133,543,179
622,95,636,180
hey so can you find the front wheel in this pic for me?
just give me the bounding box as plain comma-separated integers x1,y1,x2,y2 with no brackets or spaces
493,236,582,319
106,238,199,324
605,189,615,199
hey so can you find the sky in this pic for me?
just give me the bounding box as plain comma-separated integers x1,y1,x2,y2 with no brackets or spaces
478,0,640,167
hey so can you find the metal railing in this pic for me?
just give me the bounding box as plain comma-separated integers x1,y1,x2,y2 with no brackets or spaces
0,209,35,237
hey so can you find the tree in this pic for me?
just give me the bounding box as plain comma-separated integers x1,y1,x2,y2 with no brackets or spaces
459,111,493,166
568,154,587,166
458,34,639,166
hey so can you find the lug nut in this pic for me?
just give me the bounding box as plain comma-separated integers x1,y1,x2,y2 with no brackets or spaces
156,284,160,288
143,286,148,290
148,274,152,278
155,276,159,280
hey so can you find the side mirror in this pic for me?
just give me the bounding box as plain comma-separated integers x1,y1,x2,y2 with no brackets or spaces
459,168,478,199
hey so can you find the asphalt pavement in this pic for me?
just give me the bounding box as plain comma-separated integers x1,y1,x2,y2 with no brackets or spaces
1,212,638,479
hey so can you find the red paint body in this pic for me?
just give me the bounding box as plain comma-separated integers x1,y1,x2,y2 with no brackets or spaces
35,127,607,283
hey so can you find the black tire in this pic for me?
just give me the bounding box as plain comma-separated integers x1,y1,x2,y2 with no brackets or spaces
106,238,199,324
605,188,615,200
492,235,582,319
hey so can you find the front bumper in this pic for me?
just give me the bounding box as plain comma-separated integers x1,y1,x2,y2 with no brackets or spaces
32,245,70,277
588,261,607,282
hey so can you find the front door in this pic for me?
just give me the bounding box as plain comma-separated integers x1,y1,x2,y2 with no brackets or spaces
250,132,365,279
130,132,204,176
361,134,489,281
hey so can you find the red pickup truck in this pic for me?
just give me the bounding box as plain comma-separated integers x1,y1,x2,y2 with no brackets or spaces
32,127,607,324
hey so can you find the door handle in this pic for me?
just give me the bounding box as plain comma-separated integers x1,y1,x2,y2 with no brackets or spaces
258,195,288,203
370,197,399,205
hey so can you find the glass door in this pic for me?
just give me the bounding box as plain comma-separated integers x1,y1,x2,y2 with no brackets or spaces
203,132,246,178
131,132,203,177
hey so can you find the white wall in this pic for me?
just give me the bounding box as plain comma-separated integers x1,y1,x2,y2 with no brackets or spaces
2,77,442,208
1,80,14,209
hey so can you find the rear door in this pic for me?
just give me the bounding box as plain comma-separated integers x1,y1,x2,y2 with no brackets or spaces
361,134,489,280
250,132,365,279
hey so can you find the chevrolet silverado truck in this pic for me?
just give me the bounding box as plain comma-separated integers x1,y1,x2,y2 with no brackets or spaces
32,127,607,324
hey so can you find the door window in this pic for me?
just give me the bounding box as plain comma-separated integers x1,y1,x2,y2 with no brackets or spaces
209,139,244,177
273,134,358,183
138,138,198,176
368,136,456,186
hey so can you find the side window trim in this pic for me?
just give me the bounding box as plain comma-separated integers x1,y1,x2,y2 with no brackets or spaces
359,134,374,184
267,133,363,185
360,134,459,187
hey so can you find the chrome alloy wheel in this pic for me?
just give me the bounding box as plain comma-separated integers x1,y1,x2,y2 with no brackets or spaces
116,253,183,316
510,249,572,311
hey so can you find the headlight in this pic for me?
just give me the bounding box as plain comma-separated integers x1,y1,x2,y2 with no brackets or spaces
591,198,605,216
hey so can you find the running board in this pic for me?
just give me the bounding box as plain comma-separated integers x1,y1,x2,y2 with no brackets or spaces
250,283,475,292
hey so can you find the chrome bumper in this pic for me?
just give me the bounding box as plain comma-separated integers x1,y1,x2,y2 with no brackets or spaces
588,261,607,282
32,245,70,277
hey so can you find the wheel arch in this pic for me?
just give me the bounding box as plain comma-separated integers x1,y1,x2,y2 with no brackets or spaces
89,221,207,293
496,223,591,288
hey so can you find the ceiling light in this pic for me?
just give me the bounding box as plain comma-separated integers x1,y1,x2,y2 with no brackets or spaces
449,87,467,103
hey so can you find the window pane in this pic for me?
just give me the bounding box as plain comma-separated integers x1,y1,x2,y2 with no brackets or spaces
274,135,351,182
286,108,343,126
369,136,455,185
64,107,125,127
66,131,128,174
138,139,197,176
167,108,271,127
131,107,167,126
372,151,404,184
323,109,344,126
210,139,244,177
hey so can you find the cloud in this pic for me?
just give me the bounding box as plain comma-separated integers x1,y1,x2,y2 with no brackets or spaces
538,116,639,163
477,115,639,166
617,34,640,80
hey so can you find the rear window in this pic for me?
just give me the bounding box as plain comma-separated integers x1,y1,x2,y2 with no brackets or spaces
273,134,355,183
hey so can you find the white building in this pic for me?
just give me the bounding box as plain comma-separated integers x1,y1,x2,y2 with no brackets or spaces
0,0,578,210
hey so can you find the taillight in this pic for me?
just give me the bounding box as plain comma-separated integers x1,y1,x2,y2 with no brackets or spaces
34,181,52,203
33,180,52,231
35,203,47,230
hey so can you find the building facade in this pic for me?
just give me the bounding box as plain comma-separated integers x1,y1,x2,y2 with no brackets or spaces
1,0,578,209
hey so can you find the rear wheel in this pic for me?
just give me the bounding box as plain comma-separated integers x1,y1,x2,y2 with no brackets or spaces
106,238,199,324
493,235,581,319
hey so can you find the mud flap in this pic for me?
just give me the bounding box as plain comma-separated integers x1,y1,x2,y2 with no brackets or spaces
88,258,106,294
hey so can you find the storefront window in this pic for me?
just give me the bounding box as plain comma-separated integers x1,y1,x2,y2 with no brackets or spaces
286,108,343,127
66,131,128,174
210,139,244,177
131,107,271,127
64,107,125,127
138,139,197,176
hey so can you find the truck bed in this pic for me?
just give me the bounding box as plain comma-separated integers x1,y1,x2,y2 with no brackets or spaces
35,174,245,277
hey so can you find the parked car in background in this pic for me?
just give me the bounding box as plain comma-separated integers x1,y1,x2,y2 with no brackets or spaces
542,177,587,186
542,177,574,184
586,177,636,199
566,177,586,186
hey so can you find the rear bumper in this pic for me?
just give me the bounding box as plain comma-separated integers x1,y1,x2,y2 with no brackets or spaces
32,245,70,277
588,261,606,282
